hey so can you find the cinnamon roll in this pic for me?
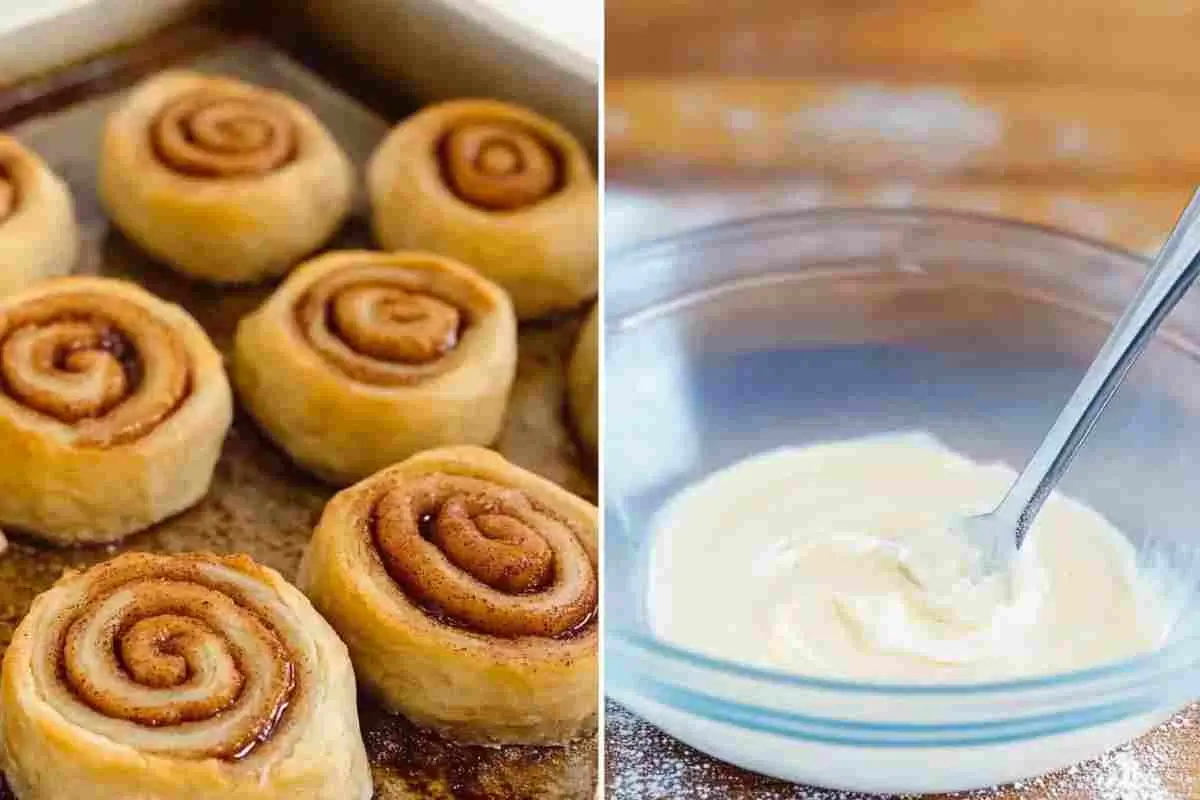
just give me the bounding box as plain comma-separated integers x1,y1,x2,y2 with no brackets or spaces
0,277,232,544
99,71,353,284
0,552,372,800
298,446,598,744
234,250,517,485
0,135,78,296
567,305,598,458
367,99,597,320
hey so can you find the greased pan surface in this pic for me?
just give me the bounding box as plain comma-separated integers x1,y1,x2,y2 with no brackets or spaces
0,29,597,800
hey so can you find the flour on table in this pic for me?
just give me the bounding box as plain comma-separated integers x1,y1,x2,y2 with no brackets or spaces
606,702,1196,800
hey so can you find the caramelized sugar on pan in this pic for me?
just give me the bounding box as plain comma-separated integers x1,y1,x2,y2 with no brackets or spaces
362,704,598,800
0,27,596,799
0,707,598,800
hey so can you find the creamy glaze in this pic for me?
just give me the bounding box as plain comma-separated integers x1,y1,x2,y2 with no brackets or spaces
649,432,1169,681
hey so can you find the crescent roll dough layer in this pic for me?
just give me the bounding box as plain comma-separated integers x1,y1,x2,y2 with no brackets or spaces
567,305,598,458
1,552,372,800
234,250,517,485
298,446,598,744
99,70,353,283
0,276,232,545
368,99,597,320
0,135,78,296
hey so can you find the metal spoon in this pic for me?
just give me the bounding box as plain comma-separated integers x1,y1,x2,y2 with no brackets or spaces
958,188,1200,579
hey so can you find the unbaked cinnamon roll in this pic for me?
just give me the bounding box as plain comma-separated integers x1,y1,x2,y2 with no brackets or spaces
234,250,517,485
298,446,598,744
0,552,371,800
99,71,353,284
0,276,231,544
367,99,597,320
567,305,598,458
0,135,78,295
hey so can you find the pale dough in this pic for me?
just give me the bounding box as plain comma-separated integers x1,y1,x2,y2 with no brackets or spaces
0,135,77,296
99,70,353,284
0,276,231,545
1,552,372,800
367,99,597,320
234,250,517,485
299,446,598,744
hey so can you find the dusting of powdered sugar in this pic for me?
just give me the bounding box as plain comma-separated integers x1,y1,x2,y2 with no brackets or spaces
789,85,1002,174
724,107,761,133
1055,122,1092,157
607,107,630,138
605,702,868,800
606,701,1199,799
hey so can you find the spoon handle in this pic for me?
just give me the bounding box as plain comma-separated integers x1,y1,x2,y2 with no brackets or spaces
998,188,1200,548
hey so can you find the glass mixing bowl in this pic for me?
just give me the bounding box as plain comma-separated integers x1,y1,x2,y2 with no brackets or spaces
604,208,1200,794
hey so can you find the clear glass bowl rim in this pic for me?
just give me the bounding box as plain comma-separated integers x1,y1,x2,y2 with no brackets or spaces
604,206,1200,712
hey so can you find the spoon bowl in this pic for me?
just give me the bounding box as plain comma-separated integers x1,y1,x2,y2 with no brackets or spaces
956,187,1200,580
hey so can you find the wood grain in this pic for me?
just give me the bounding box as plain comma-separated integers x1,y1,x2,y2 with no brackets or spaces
606,0,1200,86
608,77,1200,182
605,1,1200,255
607,702,1200,800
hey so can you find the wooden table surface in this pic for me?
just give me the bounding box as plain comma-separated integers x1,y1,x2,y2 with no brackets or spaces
606,0,1200,257
605,2,1200,798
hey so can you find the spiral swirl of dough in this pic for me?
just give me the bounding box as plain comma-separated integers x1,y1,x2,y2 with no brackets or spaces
0,291,188,447
298,447,597,743
295,260,495,385
152,91,296,178
372,473,597,638
368,99,597,319
34,555,299,761
2,551,372,798
0,136,78,288
441,121,559,210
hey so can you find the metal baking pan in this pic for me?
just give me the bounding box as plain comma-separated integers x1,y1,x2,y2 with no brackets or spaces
0,15,596,800
299,0,598,152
